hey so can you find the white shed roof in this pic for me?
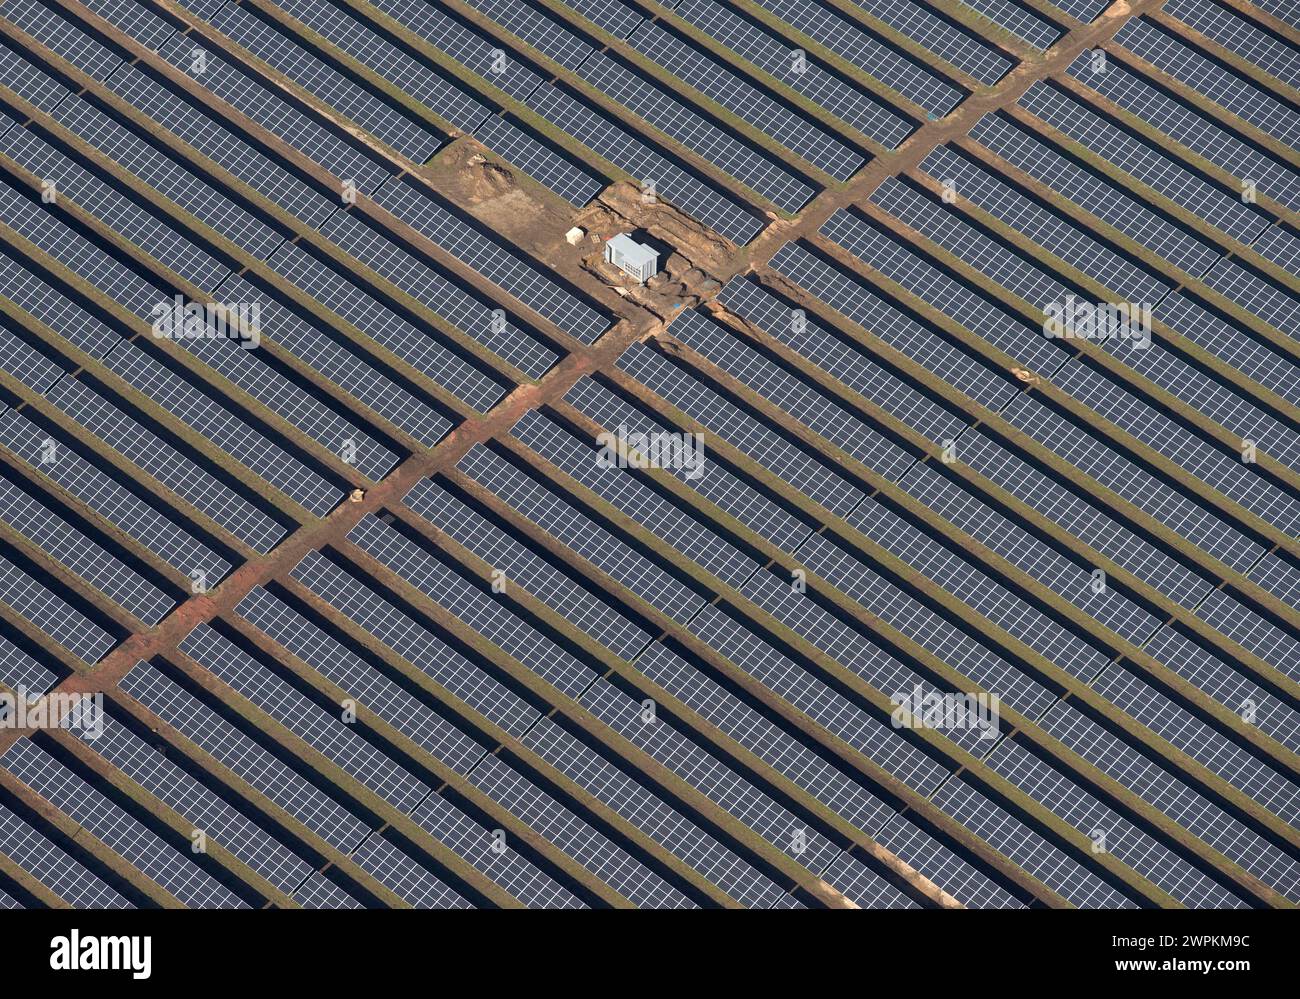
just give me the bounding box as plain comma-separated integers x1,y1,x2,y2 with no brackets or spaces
606,233,659,267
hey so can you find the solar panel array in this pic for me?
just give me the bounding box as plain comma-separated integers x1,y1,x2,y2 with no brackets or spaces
3,0,1300,911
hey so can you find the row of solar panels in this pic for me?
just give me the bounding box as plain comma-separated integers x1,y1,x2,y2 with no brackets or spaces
4,0,1227,281
627,0,1300,906
484,318,1300,905
4,0,1298,908
11,0,1060,250
34,0,1194,258
15,289,1291,908
4,0,610,356
2,308,1294,907
0,544,948,908
0,0,702,668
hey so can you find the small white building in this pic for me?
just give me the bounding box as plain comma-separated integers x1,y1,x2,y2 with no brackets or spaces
605,233,659,283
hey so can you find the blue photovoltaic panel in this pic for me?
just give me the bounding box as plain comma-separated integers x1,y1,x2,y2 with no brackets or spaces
931,777,1135,907
368,0,546,99
1251,0,1300,30
235,584,489,776
215,272,455,447
906,149,1172,304
897,456,1164,645
320,211,559,378
1114,18,1300,149
462,0,597,70
796,532,1059,719
120,661,373,854
0,738,247,908
984,735,1243,907
0,470,175,625
373,178,611,342
997,389,1265,577
1201,255,1300,345
668,0,914,149
1163,0,1300,90
294,873,364,909
0,197,136,359
0,314,62,394
80,0,176,51
873,817,1017,909
182,619,587,909
473,114,606,206
3,1,122,81
562,375,814,553
289,550,541,736
466,752,694,907
103,344,342,518
409,794,586,908
234,586,690,907
1050,359,1300,539
1065,51,1300,211
346,514,596,698
851,0,1013,84
820,203,1067,375
497,410,759,594
741,564,1020,762
175,334,401,483
275,0,495,133
526,84,764,244
683,603,948,795
563,0,651,38
748,0,965,116
0,123,229,291
1253,225,1300,283
633,638,1016,909
846,497,1114,683
766,241,1018,411
960,0,1062,50
106,64,337,229
351,833,472,908
461,433,723,606
195,5,444,166
0,550,114,664
0,632,57,699
1090,663,1300,826
968,113,1223,278
1097,323,1300,475
821,851,917,908
715,277,967,444
261,244,508,415
615,340,885,507
620,22,864,181
1051,0,1110,21
0,800,133,908
1157,292,1300,411
1192,601,1300,731
580,676,843,875
0,43,73,115
522,714,788,906
71,712,316,893
1016,82,1271,245
46,93,284,260
45,378,286,554
993,385,1268,577
403,477,654,661
1041,698,1300,900
179,621,431,815
148,35,400,200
